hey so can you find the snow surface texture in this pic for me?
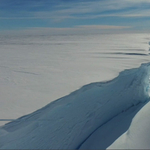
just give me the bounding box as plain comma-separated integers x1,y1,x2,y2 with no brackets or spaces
0,33,150,126
108,101,150,149
0,62,150,149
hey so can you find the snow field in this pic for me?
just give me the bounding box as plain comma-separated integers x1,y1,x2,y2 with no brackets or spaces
0,33,150,125
0,62,150,149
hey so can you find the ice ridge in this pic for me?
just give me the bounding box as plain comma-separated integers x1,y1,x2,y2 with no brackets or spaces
0,62,150,149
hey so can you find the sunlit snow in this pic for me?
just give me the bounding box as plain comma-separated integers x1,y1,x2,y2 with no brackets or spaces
0,32,150,149
0,33,150,125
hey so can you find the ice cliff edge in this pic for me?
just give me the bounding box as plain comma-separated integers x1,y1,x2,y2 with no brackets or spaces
0,62,150,149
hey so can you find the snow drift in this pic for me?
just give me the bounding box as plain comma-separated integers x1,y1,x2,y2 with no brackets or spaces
108,101,150,149
0,62,150,149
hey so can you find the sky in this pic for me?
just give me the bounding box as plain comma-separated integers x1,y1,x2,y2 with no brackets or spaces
0,0,150,33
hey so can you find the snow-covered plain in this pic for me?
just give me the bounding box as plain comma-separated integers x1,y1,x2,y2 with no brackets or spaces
0,56,150,149
0,33,150,125
0,32,150,149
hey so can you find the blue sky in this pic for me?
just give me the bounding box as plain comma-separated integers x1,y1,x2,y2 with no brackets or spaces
1,0,150,33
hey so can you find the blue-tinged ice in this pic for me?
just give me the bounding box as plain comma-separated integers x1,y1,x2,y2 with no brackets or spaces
0,62,150,149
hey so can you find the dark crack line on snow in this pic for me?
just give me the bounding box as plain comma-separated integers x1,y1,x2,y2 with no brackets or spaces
13,70,39,75
76,100,149,149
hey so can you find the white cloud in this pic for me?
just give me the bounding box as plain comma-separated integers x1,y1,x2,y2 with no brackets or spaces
76,25,131,29
30,0,150,22
1,0,150,21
